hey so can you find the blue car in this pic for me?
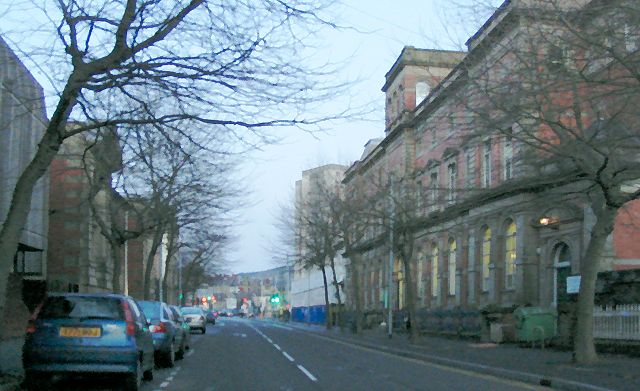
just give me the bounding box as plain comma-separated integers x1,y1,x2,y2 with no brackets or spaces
22,293,154,391
138,300,184,367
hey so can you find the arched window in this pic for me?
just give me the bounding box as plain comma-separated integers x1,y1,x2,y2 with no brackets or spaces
431,246,439,297
481,226,491,292
448,239,457,296
505,220,517,289
415,82,430,104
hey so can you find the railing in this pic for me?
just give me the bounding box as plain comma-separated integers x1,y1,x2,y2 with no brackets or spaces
593,304,640,340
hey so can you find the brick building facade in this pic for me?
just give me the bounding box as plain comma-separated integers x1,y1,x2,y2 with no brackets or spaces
343,0,640,339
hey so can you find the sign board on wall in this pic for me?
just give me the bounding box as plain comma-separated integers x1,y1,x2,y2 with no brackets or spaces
567,275,581,294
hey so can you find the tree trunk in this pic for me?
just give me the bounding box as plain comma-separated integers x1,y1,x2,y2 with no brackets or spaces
349,255,364,335
329,257,342,329
320,265,332,329
143,227,164,300
403,255,420,343
573,204,617,364
162,228,178,303
108,237,123,293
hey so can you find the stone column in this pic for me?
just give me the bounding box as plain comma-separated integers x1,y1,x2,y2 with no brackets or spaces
467,228,477,305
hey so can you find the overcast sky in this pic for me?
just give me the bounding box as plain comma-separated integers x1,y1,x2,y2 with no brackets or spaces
228,0,495,273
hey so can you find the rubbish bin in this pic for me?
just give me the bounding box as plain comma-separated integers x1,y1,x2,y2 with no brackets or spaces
513,307,556,343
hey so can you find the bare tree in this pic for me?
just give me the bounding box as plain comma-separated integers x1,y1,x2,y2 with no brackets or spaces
451,0,640,363
0,0,350,321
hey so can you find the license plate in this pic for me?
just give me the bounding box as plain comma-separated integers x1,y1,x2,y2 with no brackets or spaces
59,327,101,338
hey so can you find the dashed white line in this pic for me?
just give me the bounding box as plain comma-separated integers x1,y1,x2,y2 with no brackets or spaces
266,337,273,343
297,364,318,382
282,351,295,362
273,343,281,351
160,381,170,387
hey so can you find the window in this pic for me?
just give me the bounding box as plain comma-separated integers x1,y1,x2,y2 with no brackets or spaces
417,257,424,304
465,148,475,189
503,132,513,181
431,128,437,147
431,246,439,297
415,82,430,104
482,139,492,187
505,220,517,289
448,115,455,136
481,227,491,292
447,163,457,203
448,239,457,296
624,22,639,52
429,171,438,211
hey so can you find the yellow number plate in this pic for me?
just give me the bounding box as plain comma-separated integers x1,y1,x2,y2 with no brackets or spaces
59,327,101,337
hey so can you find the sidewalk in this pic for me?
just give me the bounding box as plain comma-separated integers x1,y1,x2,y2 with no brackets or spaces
279,320,640,391
0,337,23,391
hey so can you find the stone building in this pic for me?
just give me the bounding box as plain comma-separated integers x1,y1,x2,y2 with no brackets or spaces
0,36,49,336
343,0,640,340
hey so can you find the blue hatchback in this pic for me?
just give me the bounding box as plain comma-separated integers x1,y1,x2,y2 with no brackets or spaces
22,293,154,391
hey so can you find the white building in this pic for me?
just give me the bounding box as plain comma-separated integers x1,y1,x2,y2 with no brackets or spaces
290,164,348,324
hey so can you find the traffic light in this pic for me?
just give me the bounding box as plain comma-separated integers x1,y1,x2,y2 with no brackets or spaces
270,293,280,304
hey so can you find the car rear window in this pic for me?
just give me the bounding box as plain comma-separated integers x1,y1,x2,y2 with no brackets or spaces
39,296,123,320
138,301,161,320
180,307,202,315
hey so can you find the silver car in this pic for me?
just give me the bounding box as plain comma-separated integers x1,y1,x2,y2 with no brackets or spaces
180,307,206,334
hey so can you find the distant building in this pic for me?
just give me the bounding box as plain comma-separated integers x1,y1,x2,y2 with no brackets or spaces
0,36,49,337
291,164,348,324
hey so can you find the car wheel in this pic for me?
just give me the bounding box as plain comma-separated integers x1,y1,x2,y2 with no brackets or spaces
24,370,48,391
164,342,176,368
201,326,206,334
124,360,142,391
176,340,185,360
143,364,154,381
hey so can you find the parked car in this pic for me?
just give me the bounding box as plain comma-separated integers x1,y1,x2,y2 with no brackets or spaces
205,310,217,325
169,305,191,354
180,306,207,333
22,293,154,391
138,300,184,367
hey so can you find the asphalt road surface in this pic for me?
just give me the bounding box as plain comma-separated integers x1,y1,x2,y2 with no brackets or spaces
133,317,546,391
36,318,547,390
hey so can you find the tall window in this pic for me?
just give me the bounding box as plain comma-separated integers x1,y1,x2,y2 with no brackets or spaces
465,148,475,189
448,239,457,296
417,257,424,305
482,139,492,187
447,162,457,203
505,220,517,289
503,133,513,181
431,246,439,297
481,227,491,292
429,171,438,211
431,128,437,147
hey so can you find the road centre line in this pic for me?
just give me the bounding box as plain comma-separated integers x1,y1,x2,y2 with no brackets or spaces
273,343,281,351
297,364,318,382
282,351,295,362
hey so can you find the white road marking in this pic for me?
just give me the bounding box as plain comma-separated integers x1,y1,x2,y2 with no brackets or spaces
297,364,318,382
160,381,170,387
273,343,281,351
187,349,195,357
282,351,295,362
266,338,273,343
165,376,174,381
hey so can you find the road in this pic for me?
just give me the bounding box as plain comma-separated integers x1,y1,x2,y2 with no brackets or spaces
43,317,547,390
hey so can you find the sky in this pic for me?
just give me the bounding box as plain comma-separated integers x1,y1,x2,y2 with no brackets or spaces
228,0,494,273
1,0,495,275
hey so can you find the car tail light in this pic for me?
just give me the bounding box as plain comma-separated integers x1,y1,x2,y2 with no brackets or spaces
25,302,43,334
150,322,168,334
121,300,135,336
